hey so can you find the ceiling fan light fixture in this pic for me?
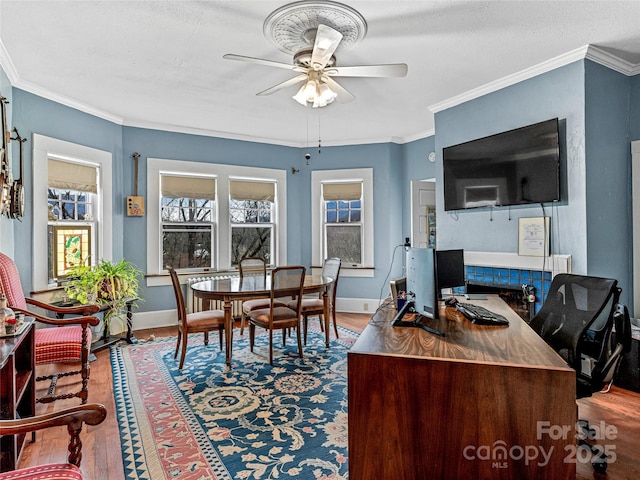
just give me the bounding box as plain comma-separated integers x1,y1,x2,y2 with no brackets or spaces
292,78,337,108
293,83,310,105
318,82,337,103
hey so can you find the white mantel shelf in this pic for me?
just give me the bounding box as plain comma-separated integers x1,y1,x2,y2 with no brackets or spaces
464,251,571,276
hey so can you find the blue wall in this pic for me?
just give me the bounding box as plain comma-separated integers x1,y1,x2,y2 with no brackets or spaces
401,135,437,241
434,59,635,307
434,61,587,266
1,57,637,312
0,66,13,254
10,89,124,290
631,74,640,140
4,86,408,312
584,60,633,298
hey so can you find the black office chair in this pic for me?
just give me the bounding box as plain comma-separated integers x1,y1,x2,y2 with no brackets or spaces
528,273,630,473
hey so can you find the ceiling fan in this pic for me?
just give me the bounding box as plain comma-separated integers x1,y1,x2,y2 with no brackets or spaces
224,23,408,108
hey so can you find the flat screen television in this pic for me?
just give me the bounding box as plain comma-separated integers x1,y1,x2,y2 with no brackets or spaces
443,118,560,211
435,249,465,297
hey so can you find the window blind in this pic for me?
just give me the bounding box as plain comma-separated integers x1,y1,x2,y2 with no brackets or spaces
322,182,362,201
161,175,216,200
229,180,275,202
48,159,98,193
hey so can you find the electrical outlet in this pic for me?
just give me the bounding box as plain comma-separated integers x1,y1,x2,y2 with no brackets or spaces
363,303,369,311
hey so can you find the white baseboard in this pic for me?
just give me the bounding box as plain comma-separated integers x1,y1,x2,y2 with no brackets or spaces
130,309,177,331
334,297,383,315
130,297,378,332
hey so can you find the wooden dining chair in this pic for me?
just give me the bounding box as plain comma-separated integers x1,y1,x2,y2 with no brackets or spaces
248,265,306,365
291,257,341,344
238,257,279,335
168,266,225,369
0,252,100,405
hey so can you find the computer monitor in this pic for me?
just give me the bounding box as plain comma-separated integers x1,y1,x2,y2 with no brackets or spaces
406,247,439,319
435,249,465,298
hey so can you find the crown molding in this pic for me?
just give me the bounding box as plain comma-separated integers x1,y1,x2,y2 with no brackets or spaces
2,39,123,123
429,44,640,114
0,38,19,85
585,45,640,75
2,35,636,147
398,129,435,143
15,78,124,124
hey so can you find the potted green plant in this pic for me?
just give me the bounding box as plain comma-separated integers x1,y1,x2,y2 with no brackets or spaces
65,258,142,337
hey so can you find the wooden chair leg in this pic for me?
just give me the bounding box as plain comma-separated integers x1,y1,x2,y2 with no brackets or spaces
179,334,188,370
174,330,182,359
332,310,339,339
240,311,246,335
296,325,303,359
249,324,255,352
218,328,223,350
269,329,274,365
302,314,307,345
203,331,209,346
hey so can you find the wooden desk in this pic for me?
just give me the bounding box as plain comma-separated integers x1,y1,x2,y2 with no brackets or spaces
190,274,333,366
348,296,576,480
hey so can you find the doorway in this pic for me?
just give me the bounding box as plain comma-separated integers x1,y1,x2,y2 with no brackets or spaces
411,179,436,249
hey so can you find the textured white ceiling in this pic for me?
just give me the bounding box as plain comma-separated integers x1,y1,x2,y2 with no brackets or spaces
1,1,640,147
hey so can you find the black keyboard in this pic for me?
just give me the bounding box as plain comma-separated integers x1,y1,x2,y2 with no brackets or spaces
455,302,509,326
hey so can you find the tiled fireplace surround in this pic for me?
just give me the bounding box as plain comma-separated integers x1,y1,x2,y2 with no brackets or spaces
460,252,572,316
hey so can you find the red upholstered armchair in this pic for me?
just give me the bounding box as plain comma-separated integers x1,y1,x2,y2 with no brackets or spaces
0,403,107,479
0,253,100,404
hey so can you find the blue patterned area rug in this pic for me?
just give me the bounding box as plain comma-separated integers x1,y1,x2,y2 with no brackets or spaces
110,326,358,480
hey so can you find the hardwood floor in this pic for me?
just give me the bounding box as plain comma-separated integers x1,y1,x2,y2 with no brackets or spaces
16,312,640,479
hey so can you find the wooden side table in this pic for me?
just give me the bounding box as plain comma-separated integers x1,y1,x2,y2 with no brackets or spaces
0,320,35,472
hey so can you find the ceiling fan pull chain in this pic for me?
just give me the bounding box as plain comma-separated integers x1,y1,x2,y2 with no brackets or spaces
318,112,322,155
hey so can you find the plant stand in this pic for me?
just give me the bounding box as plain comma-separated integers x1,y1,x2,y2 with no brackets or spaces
53,298,137,352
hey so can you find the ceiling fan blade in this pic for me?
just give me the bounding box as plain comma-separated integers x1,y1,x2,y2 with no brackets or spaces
324,77,355,104
256,74,307,96
223,54,299,71
327,64,408,78
310,24,343,71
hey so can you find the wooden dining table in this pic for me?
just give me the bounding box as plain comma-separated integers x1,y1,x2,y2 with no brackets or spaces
190,274,334,366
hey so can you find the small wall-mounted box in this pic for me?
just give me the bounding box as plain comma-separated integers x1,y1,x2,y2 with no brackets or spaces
126,196,145,216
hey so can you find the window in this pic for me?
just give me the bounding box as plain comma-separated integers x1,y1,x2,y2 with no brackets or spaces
312,169,374,277
161,174,216,270
323,183,362,265
229,180,276,265
146,159,287,286
46,159,99,282
33,135,112,290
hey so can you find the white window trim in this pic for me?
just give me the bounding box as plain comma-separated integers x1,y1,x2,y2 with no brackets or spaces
311,168,374,278
33,134,113,290
147,158,287,287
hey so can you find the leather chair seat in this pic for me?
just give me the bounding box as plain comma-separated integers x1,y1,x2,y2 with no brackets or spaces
242,298,285,313
249,306,299,328
287,297,322,313
186,309,225,329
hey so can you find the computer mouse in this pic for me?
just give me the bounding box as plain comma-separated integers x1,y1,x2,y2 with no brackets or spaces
445,297,458,307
